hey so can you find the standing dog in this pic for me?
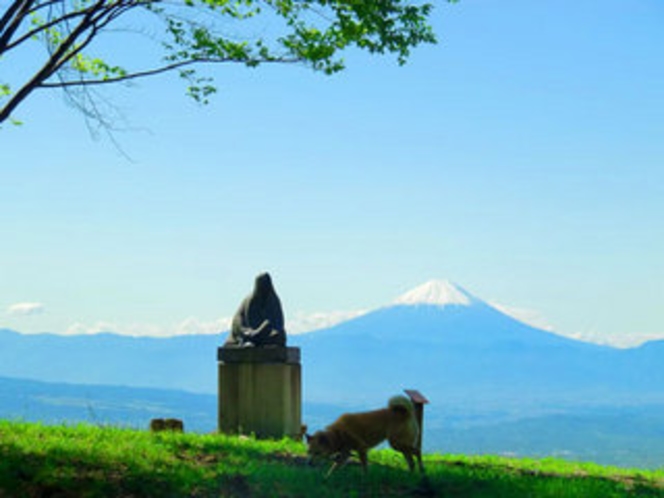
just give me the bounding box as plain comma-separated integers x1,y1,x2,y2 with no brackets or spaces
306,395,423,476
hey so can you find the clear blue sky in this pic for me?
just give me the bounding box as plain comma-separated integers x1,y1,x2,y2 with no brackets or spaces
1,1,662,346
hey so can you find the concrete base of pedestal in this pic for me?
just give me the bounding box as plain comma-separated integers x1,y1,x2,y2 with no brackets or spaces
217,346,301,439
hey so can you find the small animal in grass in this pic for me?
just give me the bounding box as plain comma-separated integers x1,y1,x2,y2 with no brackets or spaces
306,395,423,476
149,418,184,433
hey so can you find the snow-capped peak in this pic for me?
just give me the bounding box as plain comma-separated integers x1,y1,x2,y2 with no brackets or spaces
393,280,474,307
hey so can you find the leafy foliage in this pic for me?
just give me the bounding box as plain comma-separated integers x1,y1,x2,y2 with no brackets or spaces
0,0,448,125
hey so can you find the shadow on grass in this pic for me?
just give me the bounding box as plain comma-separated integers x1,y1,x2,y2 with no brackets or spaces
422,459,664,498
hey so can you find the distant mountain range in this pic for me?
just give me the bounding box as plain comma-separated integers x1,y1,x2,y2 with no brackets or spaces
0,329,221,393
0,375,217,433
297,280,664,409
2,280,664,468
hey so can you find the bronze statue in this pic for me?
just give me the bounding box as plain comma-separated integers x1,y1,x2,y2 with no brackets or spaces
225,272,287,347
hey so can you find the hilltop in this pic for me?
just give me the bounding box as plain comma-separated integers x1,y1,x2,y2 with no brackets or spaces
1,420,663,498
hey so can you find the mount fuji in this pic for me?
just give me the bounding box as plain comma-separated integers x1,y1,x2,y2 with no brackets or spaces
292,280,660,408
392,279,475,307
308,279,587,350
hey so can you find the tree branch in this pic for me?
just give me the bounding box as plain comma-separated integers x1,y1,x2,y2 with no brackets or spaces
1,0,440,128
25,0,61,16
5,5,95,52
0,0,35,53
0,0,28,33
38,55,300,88
0,0,108,122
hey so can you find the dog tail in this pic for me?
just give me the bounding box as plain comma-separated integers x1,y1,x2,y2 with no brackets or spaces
388,394,415,419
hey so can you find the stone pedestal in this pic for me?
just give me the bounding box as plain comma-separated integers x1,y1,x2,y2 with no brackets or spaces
218,346,301,439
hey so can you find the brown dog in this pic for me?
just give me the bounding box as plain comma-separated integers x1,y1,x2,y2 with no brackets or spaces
306,395,423,476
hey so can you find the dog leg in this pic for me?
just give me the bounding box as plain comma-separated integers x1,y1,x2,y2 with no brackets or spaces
416,448,425,473
325,452,349,479
402,451,415,472
358,450,369,473
325,461,339,479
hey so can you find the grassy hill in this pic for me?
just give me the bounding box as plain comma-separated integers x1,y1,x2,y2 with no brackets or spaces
4,374,664,469
1,421,663,497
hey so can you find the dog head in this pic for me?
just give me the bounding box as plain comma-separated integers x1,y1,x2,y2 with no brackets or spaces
306,431,335,464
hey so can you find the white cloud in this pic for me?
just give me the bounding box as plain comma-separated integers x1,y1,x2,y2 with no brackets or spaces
287,309,368,334
63,317,232,337
64,322,119,336
489,301,664,348
41,307,664,348
562,330,664,349
488,301,555,332
174,317,232,336
7,302,45,316
58,309,365,338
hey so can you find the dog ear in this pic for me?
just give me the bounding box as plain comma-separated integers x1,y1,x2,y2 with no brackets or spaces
305,433,312,443
318,433,329,447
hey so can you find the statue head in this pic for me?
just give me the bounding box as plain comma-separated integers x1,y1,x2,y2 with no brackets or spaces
253,272,275,303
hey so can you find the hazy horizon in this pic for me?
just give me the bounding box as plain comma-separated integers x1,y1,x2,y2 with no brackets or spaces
2,1,663,348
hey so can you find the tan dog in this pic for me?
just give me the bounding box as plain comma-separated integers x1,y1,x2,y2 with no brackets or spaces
306,395,423,476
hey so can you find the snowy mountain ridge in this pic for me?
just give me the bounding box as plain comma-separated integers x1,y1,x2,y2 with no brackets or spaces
392,279,475,307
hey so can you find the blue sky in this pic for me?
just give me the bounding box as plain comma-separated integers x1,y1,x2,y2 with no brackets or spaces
1,1,663,346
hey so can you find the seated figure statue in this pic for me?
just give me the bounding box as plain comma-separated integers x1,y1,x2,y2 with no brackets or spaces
225,272,287,348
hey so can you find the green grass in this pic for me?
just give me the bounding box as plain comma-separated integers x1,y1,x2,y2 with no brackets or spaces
1,420,663,497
